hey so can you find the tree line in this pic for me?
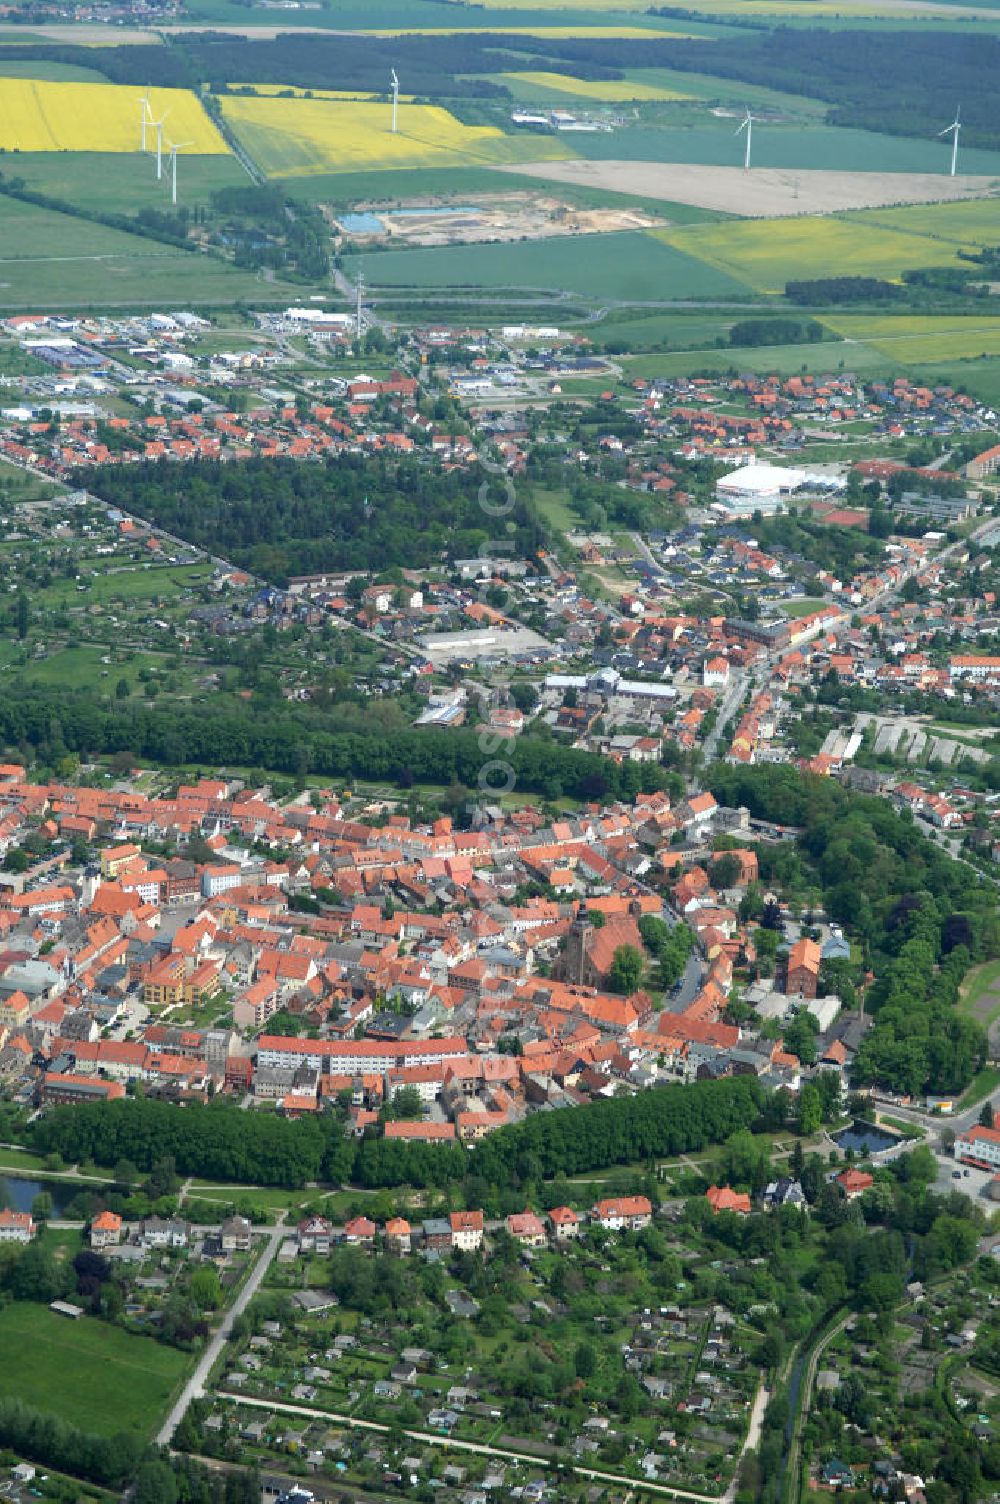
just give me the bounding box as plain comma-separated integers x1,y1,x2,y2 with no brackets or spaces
0,685,674,803
32,1078,762,1191
728,317,824,348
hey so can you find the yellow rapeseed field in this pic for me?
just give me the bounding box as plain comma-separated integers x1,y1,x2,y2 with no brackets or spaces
655,215,974,295
503,71,692,101
369,26,674,38
0,78,227,154
231,84,417,101
220,95,574,176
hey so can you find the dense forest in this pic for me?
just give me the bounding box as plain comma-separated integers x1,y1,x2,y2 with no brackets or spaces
8,28,996,147
0,32,682,97
662,29,1000,150
77,455,541,585
31,1078,763,1190
708,764,997,1095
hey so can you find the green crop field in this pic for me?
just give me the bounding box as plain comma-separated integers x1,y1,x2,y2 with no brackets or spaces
0,195,313,310
0,58,110,82
0,1302,188,1436
824,315,1000,363
621,339,894,381
657,213,979,295
838,198,1000,246
346,228,750,300
562,118,1000,176
1,151,248,217
589,308,740,348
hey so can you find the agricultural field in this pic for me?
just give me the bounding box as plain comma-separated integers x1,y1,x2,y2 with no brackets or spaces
0,78,227,154
823,314,1000,363
0,1301,188,1437
621,339,894,382
0,195,309,310
0,58,110,82
230,83,417,100
656,212,981,294
221,94,574,176
344,227,750,300
549,117,1000,177
367,23,685,36
0,150,246,216
838,196,1000,245
501,70,693,101
507,159,999,217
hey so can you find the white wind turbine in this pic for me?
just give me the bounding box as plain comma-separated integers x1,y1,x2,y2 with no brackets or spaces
166,139,193,206
938,105,961,177
152,110,169,180
137,93,152,153
390,68,399,134
735,106,755,171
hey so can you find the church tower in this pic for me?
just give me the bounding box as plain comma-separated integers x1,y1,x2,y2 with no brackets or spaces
562,901,593,986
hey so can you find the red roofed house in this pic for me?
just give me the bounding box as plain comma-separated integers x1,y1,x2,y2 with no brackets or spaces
506,1210,546,1247
343,1215,376,1247
706,1184,751,1216
449,1209,484,1252
591,1196,652,1231
0,1209,35,1243
784,937,821,998
836,1168,873,1200
385,1217,412,1255
548,1205,581,1241
955,1124,1000,1169
90,1210,123,1249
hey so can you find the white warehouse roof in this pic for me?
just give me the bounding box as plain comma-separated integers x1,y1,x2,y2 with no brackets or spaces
716,462,807,497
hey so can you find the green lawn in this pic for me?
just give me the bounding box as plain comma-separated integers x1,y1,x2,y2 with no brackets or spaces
959,1065,1000,1111
0,1301,188,1436
779,597,830,618
959,959,1000,1025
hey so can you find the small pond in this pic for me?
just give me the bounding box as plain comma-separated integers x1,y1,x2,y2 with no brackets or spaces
832,1121,898,1155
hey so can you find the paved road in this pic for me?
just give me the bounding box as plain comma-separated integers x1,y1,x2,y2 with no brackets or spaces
157,1221,288,1447
701,670,747,764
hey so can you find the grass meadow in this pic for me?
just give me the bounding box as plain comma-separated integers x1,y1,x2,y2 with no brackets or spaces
0,1302,188,1436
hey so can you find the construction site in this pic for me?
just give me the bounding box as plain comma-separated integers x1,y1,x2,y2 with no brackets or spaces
334,191,664,247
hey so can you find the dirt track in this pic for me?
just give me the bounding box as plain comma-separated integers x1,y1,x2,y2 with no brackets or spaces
495,159,1000,218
